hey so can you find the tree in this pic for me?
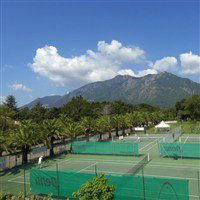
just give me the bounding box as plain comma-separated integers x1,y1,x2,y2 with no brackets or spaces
15,107,31,120
4,95,17,111
124,113,134,134
0,129,8,156
182,95,200,120
60,119,83,151
94,116,112,140
111,114,122,137
31,102,47,122
80,116,95,142
40,119,62,157
9,121,38,164
61,96,91,121
99,115,113,139
110,100,132,115
73,173,115,200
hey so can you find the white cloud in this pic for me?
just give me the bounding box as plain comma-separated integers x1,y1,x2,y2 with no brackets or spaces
153,57,177,71
29,40,146,86
118,68,157,77
8,83,32,92
137,69,158,77
118,69,137,76
180,52,200,74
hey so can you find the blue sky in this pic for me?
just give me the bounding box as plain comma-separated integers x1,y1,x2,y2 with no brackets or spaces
1,0,200,106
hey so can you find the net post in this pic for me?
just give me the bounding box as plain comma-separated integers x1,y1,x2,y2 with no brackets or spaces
147,153,150,162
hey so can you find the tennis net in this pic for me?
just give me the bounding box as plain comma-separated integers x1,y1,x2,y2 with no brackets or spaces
125,154,150,176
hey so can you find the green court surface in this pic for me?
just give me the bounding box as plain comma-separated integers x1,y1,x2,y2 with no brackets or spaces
0,131,199,199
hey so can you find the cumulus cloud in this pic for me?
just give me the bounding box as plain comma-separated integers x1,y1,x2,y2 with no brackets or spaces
118,68,157,77
8,83,32,92
137,69,158,77
180,52,200,74
29,40,146,86
118,69,137,76
153,57,177,71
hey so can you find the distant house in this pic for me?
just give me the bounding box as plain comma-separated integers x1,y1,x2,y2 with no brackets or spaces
14,121,21,126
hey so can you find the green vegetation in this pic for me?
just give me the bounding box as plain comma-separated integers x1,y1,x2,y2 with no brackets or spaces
0,193,53,200
0,94,199,198
73,173,115,200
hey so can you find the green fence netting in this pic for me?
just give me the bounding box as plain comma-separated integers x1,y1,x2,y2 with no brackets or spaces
159,142,200,158
30,169,189,200
71,141,139,155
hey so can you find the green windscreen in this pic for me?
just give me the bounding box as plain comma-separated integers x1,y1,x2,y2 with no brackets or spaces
159,142,200,158
30,169,189,200
71,141,139,155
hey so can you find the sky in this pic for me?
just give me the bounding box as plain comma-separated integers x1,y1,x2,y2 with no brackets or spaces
1,0,200,107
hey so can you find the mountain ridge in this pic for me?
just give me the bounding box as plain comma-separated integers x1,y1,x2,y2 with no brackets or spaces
22,72,200,108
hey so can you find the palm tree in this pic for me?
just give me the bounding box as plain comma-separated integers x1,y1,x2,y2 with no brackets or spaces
118,114,128,136
110,114,122,137
97,115,113,139
124,113,134,134
80,116,95,142
93,118,104,141
61,120,83,151
9,121,38,164
0,129,7,156
39,119,62,157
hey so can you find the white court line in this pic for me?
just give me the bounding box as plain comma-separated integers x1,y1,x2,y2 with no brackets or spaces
69,158,139,164
140,136,164,150
183,136,189,144
77,162,98,173
145,142,158,151
69,158,200,169
8,172,30,182
7,180,30,184
69,159,140,165
69,158,200,168
147,164,200,169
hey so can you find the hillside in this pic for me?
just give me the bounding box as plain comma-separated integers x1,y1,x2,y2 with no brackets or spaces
23,72,200,108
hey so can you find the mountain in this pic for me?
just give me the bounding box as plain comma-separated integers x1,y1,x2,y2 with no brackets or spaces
23,72,200,108
21,95,62,109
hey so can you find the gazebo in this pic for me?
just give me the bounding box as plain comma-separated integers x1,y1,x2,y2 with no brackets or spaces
155,121,170,133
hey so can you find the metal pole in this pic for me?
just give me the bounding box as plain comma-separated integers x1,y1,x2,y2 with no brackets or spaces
56,163,60,200
142,168,146,200
198,170,200,200
95,164,97,176
23,164,26,196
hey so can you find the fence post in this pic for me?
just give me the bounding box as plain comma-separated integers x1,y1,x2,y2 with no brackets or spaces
95,164,97,176
23,164,26,196
142,168,146,200
198,170,200,200
56,163,60,200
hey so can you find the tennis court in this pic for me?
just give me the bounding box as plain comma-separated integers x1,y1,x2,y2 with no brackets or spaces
1,153,199,199
0,125,199,199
